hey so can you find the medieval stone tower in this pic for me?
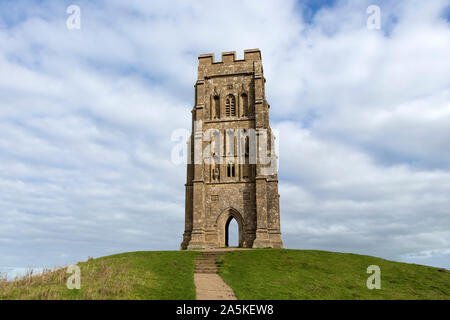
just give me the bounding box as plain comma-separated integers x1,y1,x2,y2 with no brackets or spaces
181,49,283,249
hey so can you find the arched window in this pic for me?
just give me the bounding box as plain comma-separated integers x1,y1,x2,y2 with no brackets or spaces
245,136,249,156
225,130,234,156
227,162,235,177
213,95,220,119
241,93,248,117
225,95,236,117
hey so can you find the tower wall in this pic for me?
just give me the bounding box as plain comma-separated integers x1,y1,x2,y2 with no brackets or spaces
181,49,283,250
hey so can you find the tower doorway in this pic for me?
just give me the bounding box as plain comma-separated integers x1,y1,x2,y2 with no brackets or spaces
225,217,239,247
216,208,244,248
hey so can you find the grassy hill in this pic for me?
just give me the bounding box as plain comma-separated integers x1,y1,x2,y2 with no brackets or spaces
0,251,200,300
1,249,449,300
217,249,450,299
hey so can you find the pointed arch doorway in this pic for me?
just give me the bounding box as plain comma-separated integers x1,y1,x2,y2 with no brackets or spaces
225,216,239,247
216,208,244,248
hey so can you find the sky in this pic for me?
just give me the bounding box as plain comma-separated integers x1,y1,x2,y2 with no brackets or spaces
0,0,449,278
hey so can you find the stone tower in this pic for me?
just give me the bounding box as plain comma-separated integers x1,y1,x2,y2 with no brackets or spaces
181,49,283,249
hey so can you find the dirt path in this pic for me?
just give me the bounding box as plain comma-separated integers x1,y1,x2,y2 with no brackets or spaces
194,250,238,300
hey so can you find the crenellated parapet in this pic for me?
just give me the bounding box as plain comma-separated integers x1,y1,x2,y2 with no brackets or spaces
197,49,264,81
198,49,261,65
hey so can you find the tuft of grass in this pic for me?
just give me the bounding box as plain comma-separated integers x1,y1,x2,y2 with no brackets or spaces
217,249,450,300
0,251,200,300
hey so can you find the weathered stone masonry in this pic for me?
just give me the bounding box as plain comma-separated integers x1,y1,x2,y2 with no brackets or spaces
181,49,283,249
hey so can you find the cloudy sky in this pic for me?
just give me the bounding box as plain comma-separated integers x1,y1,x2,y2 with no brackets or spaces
1,0,449,277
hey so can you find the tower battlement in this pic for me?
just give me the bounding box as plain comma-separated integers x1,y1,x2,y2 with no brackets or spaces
197,49,263,81
198,49,262,65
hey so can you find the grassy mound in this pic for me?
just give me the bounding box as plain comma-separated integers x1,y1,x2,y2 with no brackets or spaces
2,249,448,300
217,249,450,300
0,251,199,300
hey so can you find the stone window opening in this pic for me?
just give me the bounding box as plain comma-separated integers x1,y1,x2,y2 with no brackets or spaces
227,163,236,178
213,95,220,119
244,136,249,156
241,93,248,117
225,130,236,156
225,94,236,117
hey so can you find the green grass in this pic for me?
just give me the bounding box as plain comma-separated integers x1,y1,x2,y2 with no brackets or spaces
0,251,200,300
2,249,449,299
217,249,450,300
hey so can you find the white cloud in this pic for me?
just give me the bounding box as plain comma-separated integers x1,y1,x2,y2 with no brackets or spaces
0,0,449,272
